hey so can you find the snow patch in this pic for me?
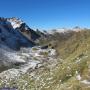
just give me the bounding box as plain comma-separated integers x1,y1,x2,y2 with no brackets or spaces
76,71,82,80
7,17,23,29
4,52,26,63
76,74,82,80
81,80,90,84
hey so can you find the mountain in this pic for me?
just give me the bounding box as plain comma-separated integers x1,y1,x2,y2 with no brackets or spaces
0,17,37,50
0,17,41,72
0,17,90,90
7,17,41,41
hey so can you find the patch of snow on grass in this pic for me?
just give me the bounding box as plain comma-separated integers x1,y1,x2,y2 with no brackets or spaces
5,52,25,63
76,71,82,80
81,80,90,84
0,69,20,79
76,74,82,80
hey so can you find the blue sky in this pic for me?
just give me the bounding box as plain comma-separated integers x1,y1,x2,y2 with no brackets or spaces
0,0,90,30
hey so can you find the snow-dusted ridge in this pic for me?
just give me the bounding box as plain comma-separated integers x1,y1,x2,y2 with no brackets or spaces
7,17,32,31
7,17,24,29
43,27,89,35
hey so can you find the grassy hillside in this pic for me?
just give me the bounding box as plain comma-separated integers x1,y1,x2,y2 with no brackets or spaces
35,29,90,90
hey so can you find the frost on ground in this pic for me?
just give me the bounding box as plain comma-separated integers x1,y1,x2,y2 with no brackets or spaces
0,46,60,90
0,46,57,80
81,80,90,84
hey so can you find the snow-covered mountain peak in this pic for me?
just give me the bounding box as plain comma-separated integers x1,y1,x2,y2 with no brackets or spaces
7,17,24,29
